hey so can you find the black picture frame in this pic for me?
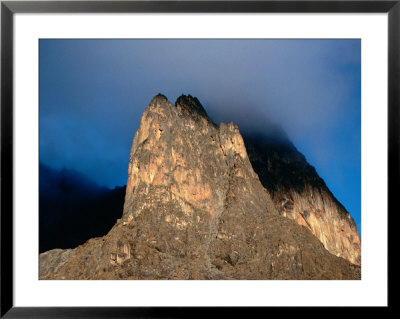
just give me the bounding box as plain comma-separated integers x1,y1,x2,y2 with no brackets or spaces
1,0,396,317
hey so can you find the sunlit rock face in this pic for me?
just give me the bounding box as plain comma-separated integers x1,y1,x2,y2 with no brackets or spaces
39,94,360,280
244,134,361,265
121,94,278,266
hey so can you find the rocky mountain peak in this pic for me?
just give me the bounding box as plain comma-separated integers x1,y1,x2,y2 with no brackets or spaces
149,93,169,104
175,94,213,124
39,94,361,280
124,94,269,224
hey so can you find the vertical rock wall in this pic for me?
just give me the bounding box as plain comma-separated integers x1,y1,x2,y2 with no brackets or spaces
245,134,361,265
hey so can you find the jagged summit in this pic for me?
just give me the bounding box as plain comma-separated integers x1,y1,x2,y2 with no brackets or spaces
175,94,214,124
39,94,361,279
149,93,212,124
176,94,206,113
150,93,169,104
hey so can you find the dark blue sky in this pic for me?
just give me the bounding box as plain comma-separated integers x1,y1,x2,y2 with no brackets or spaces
39,39,361,234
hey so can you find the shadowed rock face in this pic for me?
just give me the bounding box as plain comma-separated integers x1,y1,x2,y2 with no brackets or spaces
39,163,126,253
244,133,361,265
39,94,360,280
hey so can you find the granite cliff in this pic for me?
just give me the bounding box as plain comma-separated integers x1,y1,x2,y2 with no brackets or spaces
39,94,360,280
244,133,361,265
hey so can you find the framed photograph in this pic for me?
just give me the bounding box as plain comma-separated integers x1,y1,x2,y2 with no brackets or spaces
1,0,395,316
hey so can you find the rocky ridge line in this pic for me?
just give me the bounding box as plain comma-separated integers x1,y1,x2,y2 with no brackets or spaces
244,134,361,265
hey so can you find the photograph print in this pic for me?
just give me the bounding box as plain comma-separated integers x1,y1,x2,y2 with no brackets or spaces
39,39,361,280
